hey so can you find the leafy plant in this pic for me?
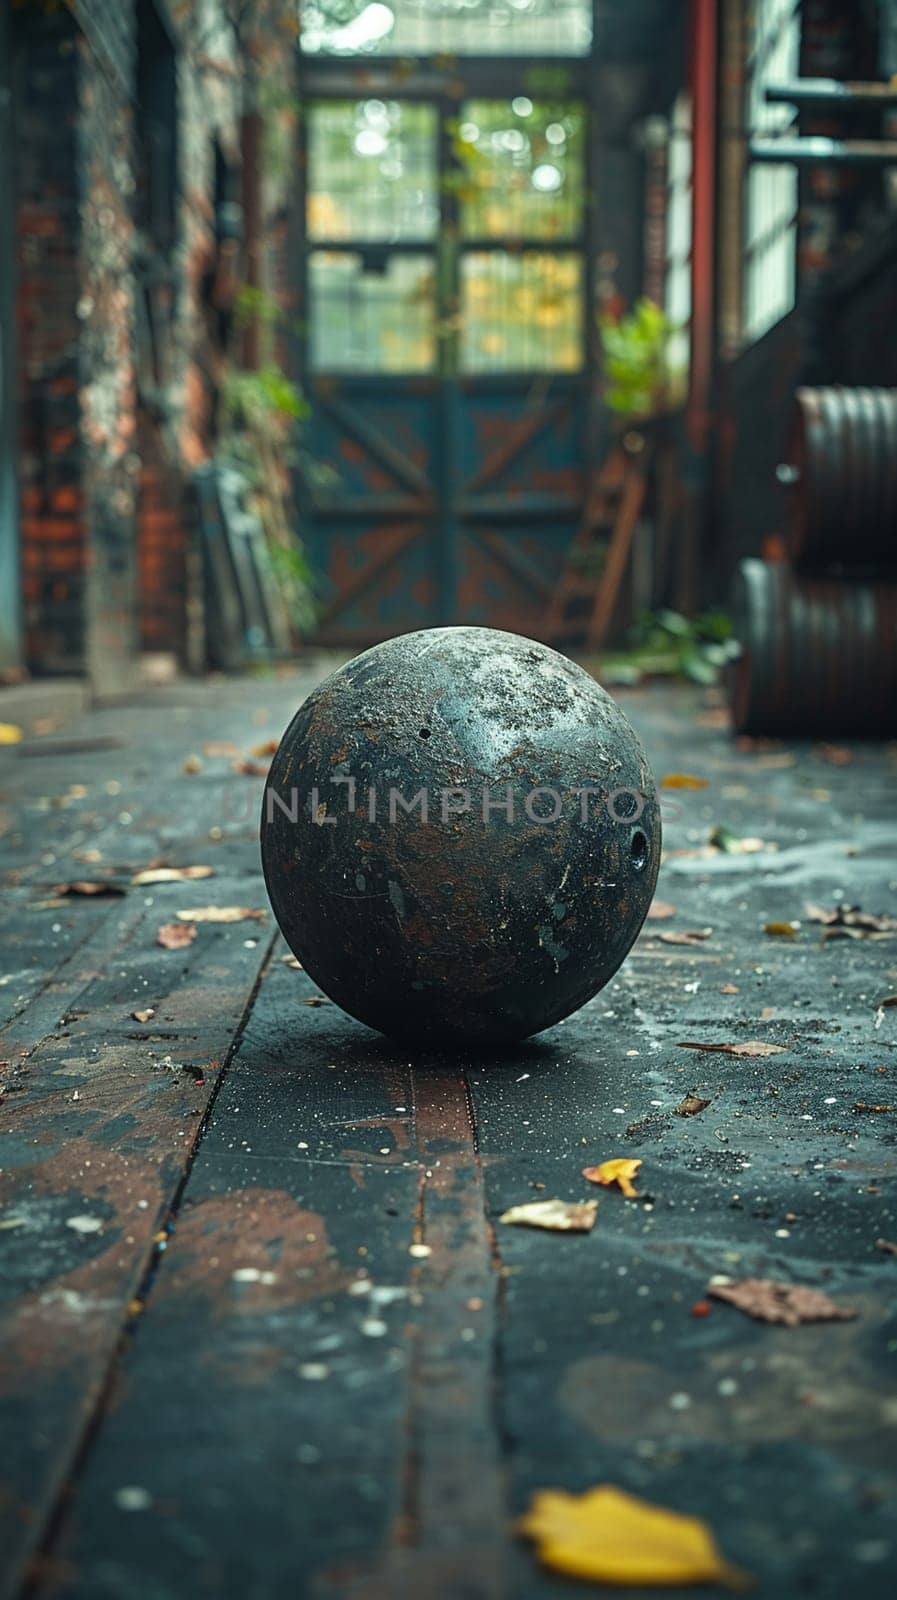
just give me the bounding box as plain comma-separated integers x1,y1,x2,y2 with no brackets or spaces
600,609,741,687
219,360,317,634
598,298,673,420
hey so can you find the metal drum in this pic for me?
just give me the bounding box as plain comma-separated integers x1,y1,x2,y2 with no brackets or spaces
782,386,897,570
730,558,897,736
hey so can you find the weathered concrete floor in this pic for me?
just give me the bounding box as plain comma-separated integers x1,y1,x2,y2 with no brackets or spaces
1,667,895,1600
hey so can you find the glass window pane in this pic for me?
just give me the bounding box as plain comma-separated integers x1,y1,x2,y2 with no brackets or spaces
461,251,582,372
457,100,584,240
300,1,592,58
309,251,436,372
308,101,438,242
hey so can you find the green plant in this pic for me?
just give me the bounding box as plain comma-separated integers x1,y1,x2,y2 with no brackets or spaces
598,298,673,420
219,361,317,634
601,609,741,687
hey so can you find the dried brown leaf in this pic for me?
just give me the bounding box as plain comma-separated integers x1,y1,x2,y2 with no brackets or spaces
647,900,677,921
250,739,279,758
499,1198,598,1233
174,906,266,924
131,1008,156,1023
708,1277,856,1326
131,866,214,886
157,922,197,950
660,772,709,789
658,928,713,946
52,880,125,898
675,1094,713,1117
678,1040,787,1058
231,758,270,777
764,921,799,938
875,1238,897,1256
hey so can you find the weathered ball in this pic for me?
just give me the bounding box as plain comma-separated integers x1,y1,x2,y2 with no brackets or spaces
261,627,660,1045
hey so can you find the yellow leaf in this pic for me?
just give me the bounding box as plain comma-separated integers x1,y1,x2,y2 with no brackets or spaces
499,1199,598,1233
0,722,23,745
518,1484,752,1589
764,921,798,938
660,772,709,789
582,1158,642,1198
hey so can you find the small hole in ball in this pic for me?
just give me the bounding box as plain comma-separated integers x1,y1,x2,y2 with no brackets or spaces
630,828,649,871
418,726,431,739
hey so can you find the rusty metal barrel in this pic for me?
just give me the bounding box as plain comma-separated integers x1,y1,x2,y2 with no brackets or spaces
780,386,897,570
730,558,897,736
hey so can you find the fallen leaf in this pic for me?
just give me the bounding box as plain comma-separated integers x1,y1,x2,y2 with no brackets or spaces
815,743,853,766
805,902,897,937
250,738,279,758
52,881,126,898
658,928,713,946
877,996,897,1009
499,1199,598,1233
709,826,767,854
764,921,799,938
182,755,203,775
708,1277,856,1326
131,866,214,886
754,751,796,769
660,773,709,789
202,740,240,758
0,723,23,745
518,1484,750,1590
719,982,739,994
303,995,330,1007
647,900,676,920
853,1102,894,1114
582,1158,642,1198
131,1008,156,1023
282,953,303,969
678,1040,787,1057
231,758,270,777
175,906,266,924
157,922,197,950
875,1238,897,1256
675,1094,712,1117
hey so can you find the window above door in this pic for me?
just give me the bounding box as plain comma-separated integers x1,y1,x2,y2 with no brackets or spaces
299,0,593,58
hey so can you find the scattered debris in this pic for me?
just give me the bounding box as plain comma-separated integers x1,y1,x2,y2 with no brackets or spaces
231,758,270,777
182,755,203,775
66,1215,104,1236
678,1040,787,1058
690,1300,712,1317
131,866,214,886
202,740,240,758
518,1484,751,1590
660,773,709,790
303,995,331,1007
499,1198,598,1233
815,743,853,766
765,921,799,938
709,826,767,854
250,738,279,758
658,928,713,946
719,982,739,995
707,1277,857,1326
805,903,897,940
52,880,125,898
157,922,197,950
281,953,303,969
676,1093,713,1117
131,1008,156,1024
853,1102,894,1114
647,900,677,920
875,1238,897,1257
582,1159,642,1198
174,906,266,924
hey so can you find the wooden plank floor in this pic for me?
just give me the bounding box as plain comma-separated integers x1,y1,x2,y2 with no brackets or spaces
1,670,896,1599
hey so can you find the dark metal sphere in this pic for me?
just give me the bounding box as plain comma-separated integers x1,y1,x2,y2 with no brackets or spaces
261,627,661,1045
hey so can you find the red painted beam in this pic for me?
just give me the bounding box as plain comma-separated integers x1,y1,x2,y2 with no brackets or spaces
688,0,719,453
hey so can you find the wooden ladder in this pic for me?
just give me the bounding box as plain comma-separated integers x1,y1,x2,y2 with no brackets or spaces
544,436,652,654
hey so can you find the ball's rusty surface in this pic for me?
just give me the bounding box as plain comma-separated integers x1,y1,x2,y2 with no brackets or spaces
261,627,661,1045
